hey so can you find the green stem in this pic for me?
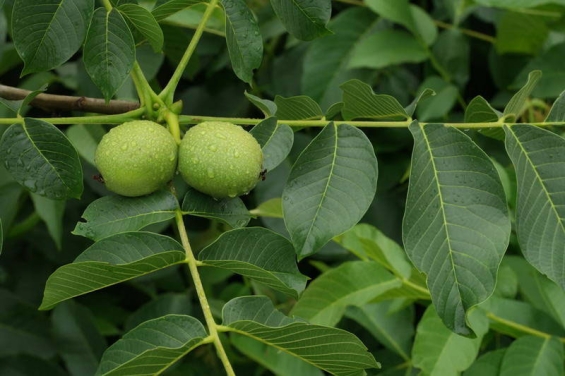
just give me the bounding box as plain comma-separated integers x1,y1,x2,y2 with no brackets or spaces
174,210,235,376
165,111,182,145
178,115,565,129
486,312,565,343
101,0,112,11
7,212,41,239
0,108,146,125
160,0,220,105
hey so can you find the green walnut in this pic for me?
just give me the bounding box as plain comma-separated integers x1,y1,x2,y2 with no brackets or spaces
178,121,263,198
94,120,178,197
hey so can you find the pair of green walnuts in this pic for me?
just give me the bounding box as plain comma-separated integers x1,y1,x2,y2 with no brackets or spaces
94,120,263,199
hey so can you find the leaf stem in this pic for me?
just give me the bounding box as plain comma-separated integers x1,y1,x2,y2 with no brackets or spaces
174,210,235,376
178,115,565,129
0,108,146,125
486,312,565,343
160,0,220,105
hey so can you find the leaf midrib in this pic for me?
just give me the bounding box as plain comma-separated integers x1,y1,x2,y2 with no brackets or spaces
508,126,565,246
419,124,464,306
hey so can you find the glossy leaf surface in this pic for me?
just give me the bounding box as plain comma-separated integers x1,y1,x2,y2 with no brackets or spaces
403,122,510,335
0,118,83,199
283,122,378,258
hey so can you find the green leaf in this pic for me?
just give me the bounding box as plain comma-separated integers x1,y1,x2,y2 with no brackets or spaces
291,261,401,326
465,96,501,123
18,84,47,116
96,315,208,376
40,232,186,310
545,89,565,122
222,0,263,84
512,44,565,99
12,0,94,75
464,349,506,376
66,124,106,166
465,96,504,140
231,335,324,376
340,79,409,121
31,193,65,250
412,306,488,375
222,296,381,375
250,197,283,218
500,336,564,376
282,122,378,258
118,4,164,52
365,0,416,37
181,187,250,228
199,227,308,298
337,224,413,279
504,124,565,289
405,88,435,117
0,219,2,255
403,122,510,336
505,256,565,328
415,76,458,121
0,355,67,376
302,7,378,110
348,30,428,70
84,8,135,101
269,0,331,41
73,190,178,241
480,297,565,339
345,302,414,360
244,91,277,117
124,293,192,332
274,95,323,120
52,301,107,376
496,12,548,55
432,29,469,87
0,118,83,199
152,0,208,22
0,288,56,358
504,70,542,120
250,117,294,171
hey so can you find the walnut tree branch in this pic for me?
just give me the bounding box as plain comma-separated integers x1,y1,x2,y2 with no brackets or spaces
0,84,140,115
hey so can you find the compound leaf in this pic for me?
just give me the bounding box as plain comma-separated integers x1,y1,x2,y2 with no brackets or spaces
40,232,186,310
222,296,380,375
12,0,94,75
73,190,178,241
84,8,135,101
403,122,510,336
0,118,83,200
199,227,308,298
504,124,565,289
96,315,208,376
282,122,378,259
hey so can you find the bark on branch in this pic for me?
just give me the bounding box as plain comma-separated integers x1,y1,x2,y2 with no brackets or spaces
0,84,140,115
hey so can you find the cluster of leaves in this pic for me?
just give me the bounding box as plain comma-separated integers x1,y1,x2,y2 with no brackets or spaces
2,0,565,375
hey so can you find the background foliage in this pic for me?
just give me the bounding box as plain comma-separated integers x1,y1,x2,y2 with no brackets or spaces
1,0,565,375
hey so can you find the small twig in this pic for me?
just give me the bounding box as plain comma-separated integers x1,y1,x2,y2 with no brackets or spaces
0,84,140,115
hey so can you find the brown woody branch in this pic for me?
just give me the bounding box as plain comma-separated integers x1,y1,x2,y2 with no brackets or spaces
0,84,140,115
